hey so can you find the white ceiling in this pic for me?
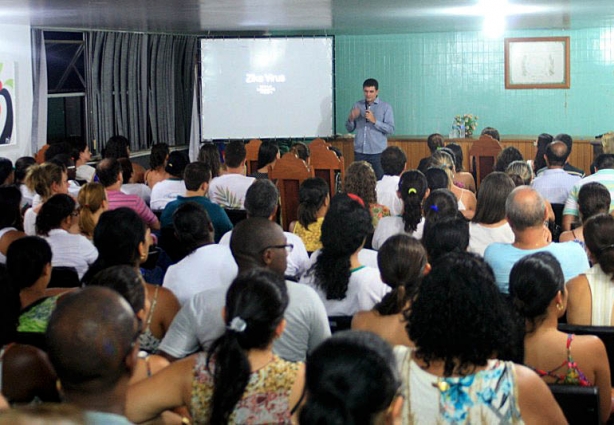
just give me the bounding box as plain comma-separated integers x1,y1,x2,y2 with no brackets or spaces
1,0,613,34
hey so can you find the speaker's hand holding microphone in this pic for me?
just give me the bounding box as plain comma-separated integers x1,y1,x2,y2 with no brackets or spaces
364,99,375,124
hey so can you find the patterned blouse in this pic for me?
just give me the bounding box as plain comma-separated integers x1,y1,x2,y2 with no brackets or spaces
191,352,301,424
293,217,324,253
17,295,61,333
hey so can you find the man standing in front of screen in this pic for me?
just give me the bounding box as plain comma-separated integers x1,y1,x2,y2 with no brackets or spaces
345,78,395,180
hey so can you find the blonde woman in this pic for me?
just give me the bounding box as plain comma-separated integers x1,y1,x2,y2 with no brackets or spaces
429,151,476,220
23,163,69,236
77,182,108,240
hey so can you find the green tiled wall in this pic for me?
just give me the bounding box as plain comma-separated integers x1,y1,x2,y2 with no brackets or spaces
335,27,614,136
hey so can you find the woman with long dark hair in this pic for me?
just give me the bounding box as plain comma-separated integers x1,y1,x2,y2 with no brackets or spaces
126,268,304,424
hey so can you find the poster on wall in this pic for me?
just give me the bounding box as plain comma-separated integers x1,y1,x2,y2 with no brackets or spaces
0,61,15,145
505,37,570,89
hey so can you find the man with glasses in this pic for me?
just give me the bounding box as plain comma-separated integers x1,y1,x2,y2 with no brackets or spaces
158,217,330,363
45,286,140,425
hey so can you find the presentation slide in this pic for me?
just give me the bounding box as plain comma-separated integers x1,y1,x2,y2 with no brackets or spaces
200,37,334,140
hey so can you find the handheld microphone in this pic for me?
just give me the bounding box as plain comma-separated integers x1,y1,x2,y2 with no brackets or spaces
365,99,370,111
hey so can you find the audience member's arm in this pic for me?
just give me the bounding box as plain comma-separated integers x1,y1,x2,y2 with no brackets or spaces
156,286,181,335
561,214,576,232
156,302,202,361
126,353,194,423
565,274,592,325
515,364,566,424
585,336,611,422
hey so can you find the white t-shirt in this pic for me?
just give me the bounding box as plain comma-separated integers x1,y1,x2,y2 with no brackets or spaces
44,228,99,279
376,175,403,216
372,216,424,250
150,179,186,211
162,244,238,306
300,265,390,316
219,230,309,279
308,248,379,270
24,207,37,236
76,164,96,182
121,183,152,206
468,222,514,257
208,174,255,209
158,279,331,362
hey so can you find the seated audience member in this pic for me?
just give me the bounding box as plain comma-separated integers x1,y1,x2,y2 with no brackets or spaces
208,140,255,209
484,186,589,293
376,146,406,216
481,126,501,141
14,156,37,209
422,214,469,262
68,139,95,183
46,286,140,424
352,234,428,346
23,162,69,235
6,237,71,334
424,167,449,191
36,194,98,279
510,252,611,421
395,252,565,424
422,188,458,225
86,266,173,393
82,208,180,353
160,161,232,243
300,331,402,425
197,142,222,179
291,177,330,253
249,141,280,179
0,186,25,264
372,170,428,250
417,133,444,173
290,142,310,166
104,135,145,183
552,133,585,178
507,160,556,223
48,154,81,199
563,153,614,231
495,146,523,172
344,160,391,227
559,182,610,246
532,133,553,174
157,218,330,362
446,142,476,192
96,158,160,230
150,151,189,211
430,150,476,220
127,269,305,424
219,179,309,280
77,182,108,240
162,202,237,305
469,172,515,256
531,141,581,205
300,194,389,316
144,142,170,188
0,158,13,186
566,214,614,326
0,264,59,404
119,158,151,204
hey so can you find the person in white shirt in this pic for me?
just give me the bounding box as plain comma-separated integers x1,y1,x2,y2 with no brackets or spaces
119,158,152,205
36,194,98,279
163,202,238,306
150,151,188,211
300,194,390,316
208,140,255,209
218,179,309,280
69,139,96,183
376,146,406,216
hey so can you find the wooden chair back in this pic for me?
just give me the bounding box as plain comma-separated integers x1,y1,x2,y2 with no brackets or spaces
468,134,503,187
245,139,262,175
268,152,314,230
310,142,345,195
310,138,331,149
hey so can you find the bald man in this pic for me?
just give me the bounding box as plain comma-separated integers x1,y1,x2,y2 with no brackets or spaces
45,286,140,425
484,186,588,293
531,141,581,205
158,217,330,362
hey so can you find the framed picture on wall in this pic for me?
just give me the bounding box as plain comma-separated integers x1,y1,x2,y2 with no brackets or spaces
505,37,570,89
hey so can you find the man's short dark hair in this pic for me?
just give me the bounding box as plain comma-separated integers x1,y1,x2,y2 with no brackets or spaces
96,158,122,188
363,78,378,90
381,146,406,176
595,153,614,170
244,180,279,218
545,141,569,167
224,141,247,168
481,127,500,141
184,161,211,191
554,133,573,152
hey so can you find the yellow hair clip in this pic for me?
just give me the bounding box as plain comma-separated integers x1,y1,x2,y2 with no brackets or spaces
408,188,417,195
